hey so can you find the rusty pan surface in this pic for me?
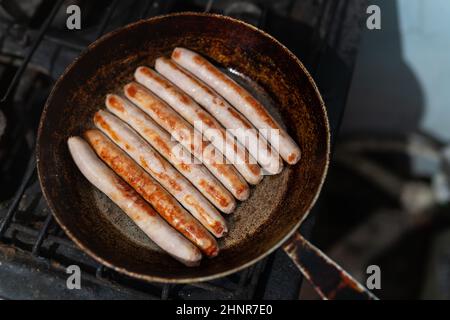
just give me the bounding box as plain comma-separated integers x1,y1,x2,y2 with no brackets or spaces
36,13,330,283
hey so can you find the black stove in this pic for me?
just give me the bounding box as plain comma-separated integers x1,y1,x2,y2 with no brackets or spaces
0,0,366,299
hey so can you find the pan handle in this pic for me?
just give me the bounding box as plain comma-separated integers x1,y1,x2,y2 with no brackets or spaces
282,232,378,300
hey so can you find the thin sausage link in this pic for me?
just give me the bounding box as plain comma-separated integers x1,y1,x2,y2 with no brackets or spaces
67,136,202,266
124,81,250,201
156,57,283,175
141,61,262,185
94,109,227,237
105,94,236,213
171,47,301,164
84,129,219,257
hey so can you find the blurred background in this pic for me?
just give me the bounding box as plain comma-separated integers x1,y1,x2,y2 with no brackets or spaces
0,0,449,300
301,0,450,299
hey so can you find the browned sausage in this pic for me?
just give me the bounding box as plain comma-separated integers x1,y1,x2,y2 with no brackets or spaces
172,47,301,164
67,136,202,266
136,63,263,185
124,81,250,201
93,109,227,237
105,94,236,213
84,129,219,257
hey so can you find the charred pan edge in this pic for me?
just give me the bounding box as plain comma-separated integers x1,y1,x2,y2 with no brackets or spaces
36,12,331,283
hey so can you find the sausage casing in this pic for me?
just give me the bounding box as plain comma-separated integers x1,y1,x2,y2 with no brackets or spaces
84,129,219,257
155,57,283,175
140,61,262,185
171,47,301,164
124,81,250,201
105,94,236,213
67,136,202,266
93,109,227,237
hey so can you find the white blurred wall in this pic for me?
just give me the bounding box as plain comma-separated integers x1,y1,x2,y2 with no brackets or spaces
341,0,450,142
398,0,450,141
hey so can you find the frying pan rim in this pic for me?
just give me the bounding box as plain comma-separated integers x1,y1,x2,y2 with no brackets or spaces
36,12,331,283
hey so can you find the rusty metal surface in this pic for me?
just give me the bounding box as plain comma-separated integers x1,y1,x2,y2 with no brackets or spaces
0,243,152,300
36,12,330,283
283,232,377,300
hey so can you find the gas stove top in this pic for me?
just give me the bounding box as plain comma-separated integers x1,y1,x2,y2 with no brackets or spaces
0,0,366,299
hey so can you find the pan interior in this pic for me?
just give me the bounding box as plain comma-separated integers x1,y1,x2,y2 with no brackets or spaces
37,13,328,282
97,70,291,252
